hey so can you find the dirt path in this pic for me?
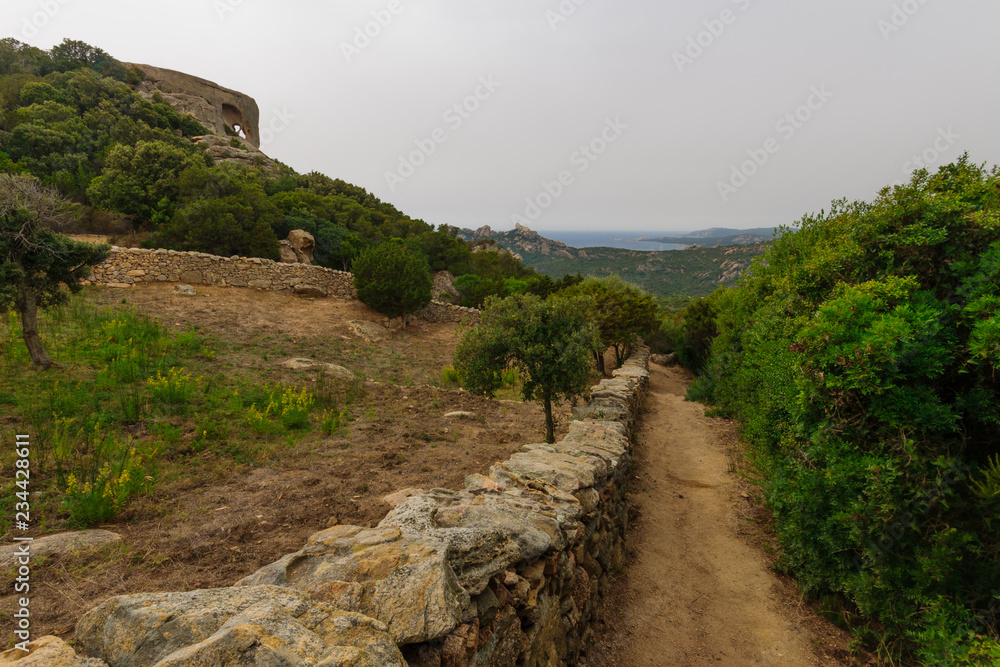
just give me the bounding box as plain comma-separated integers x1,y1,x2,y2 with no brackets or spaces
585,365,859,666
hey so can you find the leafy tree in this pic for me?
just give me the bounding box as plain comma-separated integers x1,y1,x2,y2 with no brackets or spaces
46,39,128,81
87,140,207,223
563,275,660,374
0,175,108,369
455,294,600,443
0,39,50,77
154,163,281,260
418,226,474,275
0,151,26,174
453,274,530,309
671,288,725,373
352,240,433,325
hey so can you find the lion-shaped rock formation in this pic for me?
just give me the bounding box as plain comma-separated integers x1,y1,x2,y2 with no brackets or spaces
128,63,261,148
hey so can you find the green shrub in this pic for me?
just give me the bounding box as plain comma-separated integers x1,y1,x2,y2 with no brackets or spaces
192,417,229,452
147,367,201,414
352,240,433,324
439,365,461,388
674,288,725,374
696,157,1000,661
245,384,315,433
320,408,349,436
62,433,159,527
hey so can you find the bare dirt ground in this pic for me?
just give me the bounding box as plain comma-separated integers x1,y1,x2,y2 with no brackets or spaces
582,365,874,667
1,284,576,645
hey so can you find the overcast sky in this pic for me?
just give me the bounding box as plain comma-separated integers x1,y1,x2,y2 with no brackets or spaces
5,0,999,234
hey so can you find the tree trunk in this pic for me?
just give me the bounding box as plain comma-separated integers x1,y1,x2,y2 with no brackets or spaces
594,350,606,376
543,393,555,444
17,288,53,370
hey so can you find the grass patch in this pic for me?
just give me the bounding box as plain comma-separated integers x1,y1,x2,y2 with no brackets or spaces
0,291,369,531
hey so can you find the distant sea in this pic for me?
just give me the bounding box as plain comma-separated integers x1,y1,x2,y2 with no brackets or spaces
535,230,687,252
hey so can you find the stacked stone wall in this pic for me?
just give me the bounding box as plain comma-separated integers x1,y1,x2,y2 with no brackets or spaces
87,247,478,324
49,348,649,666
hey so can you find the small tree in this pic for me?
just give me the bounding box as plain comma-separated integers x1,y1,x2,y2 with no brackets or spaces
0,174,109,369
352,240,433,326
564,275,659,374
455,294,600,443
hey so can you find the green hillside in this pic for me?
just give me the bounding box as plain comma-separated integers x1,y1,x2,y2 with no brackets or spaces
520,242,768,299
0,38,537,291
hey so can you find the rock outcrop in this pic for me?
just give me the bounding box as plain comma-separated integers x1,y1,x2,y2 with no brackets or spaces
191,135,278,172
0,636,106,666
128,63,261,148
432,271,460,303
457,223,576,259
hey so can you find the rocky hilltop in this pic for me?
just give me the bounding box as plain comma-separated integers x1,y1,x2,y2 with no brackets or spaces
128,63,278,171
129,63,261,147
456,224,581,259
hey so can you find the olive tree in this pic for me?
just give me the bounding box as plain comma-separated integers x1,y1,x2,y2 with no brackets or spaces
0,174,109,369
454,293,599,443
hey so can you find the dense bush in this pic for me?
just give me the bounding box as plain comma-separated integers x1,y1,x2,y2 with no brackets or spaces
150,163,282,260
694,157,1000,662
352,241,433,323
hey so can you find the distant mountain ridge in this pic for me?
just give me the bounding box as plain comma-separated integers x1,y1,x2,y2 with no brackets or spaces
637,227,777,247
455,224,776,257
454,223,579,259
454,223,770,298
665,227,776,239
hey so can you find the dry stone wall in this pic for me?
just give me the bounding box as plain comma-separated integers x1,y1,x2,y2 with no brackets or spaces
87,247,479,324
47,348,649,667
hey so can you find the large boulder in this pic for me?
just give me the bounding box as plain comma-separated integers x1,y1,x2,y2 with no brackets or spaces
236,526,470,645
379,488,579,566
76,585,405,667
279,240,299,264
649,352,677,366
293,284,328,298
378,492,522,595
287,230,315,265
